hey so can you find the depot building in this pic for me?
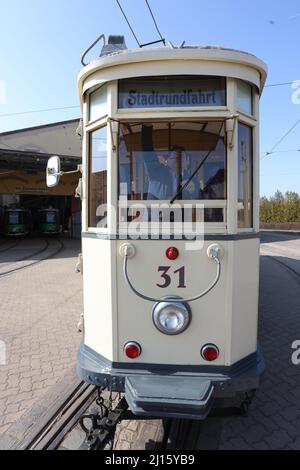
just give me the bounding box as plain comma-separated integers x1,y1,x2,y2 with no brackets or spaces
0,119,82,238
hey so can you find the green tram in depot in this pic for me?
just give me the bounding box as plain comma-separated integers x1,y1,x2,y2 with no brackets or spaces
3,208,30,237
38,208,61,236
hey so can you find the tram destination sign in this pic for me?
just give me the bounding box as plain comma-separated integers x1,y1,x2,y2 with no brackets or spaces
118,76,226,109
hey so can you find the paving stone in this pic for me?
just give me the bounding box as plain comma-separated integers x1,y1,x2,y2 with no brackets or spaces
279,405,300,422
251,440,272,450
116,440,131,450
60,429,86,450
286,437,300,450
0,240,82,441
228,436,254,450
118,428,135,443
270,414,300,438
265,429,292,450
5,404,20,415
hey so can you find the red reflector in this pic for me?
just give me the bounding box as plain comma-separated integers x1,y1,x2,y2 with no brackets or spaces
124,342,141,359
166,247,179,260
201,344,219,362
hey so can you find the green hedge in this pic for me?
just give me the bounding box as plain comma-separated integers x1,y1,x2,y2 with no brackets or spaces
260,191,300,223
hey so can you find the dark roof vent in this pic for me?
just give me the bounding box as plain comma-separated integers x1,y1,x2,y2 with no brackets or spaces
100,35,127,57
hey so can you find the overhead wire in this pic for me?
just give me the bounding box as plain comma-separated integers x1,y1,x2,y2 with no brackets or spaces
115,0,141,47
144,0,165,45
265,81,294,88
0,105,79,118
260,149,300,160
261,119,300,159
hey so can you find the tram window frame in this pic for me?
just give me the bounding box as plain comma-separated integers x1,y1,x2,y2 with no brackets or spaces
117,120,227,226
88,125,108,229
237,122,253,229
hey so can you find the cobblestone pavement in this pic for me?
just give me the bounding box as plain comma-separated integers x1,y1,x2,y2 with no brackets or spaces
206,232,300,450
0,238,82,438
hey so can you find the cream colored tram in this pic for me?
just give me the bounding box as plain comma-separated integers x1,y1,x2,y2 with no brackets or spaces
53,37,268,420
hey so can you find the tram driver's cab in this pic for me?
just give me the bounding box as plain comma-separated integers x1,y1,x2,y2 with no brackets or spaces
48,37,267,420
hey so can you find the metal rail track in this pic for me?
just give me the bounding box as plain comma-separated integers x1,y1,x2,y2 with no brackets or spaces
0,239,49,271
24,382,97,450
0,238,65,277
267,254,300,282
0,240,20,253
23,384,168,451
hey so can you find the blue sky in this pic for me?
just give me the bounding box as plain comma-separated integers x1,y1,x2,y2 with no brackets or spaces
0,0,300,197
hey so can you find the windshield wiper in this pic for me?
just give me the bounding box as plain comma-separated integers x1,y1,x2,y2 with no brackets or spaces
170,149,214,204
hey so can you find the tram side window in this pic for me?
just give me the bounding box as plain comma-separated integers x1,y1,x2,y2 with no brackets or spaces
237,80,253,116
238,123,253,228
89,126,108,228
89,85,107,122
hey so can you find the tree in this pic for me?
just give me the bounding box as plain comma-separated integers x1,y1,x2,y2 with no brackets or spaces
260,191,300,223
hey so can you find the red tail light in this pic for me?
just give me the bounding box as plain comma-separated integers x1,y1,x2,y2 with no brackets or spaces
124,341,141,359
201,344,219,362
166,247,179,260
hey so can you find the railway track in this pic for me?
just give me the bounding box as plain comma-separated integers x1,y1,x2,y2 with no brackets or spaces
266,254,300,282
20,383,230,451
23,382,98,450
22,386,167,451
0,238,65,277
260,232,300,282
0,240,20,253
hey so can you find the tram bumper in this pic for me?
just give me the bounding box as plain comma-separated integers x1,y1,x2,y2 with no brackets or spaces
125,375,214,420
77,343,265,420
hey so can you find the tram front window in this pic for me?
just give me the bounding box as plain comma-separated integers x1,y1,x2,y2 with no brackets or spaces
45,212,56,224
7,212,25,225
118,121,226,222
8,213,19,224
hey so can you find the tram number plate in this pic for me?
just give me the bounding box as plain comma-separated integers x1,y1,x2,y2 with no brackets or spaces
157,266,186,289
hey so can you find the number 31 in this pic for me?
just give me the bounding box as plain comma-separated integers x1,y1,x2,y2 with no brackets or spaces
156,266,186,289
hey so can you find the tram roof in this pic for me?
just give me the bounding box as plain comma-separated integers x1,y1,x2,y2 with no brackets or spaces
78,44,268,97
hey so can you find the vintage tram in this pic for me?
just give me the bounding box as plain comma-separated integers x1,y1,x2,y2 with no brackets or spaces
48,37,267,421
3,208,30,237
38,208,60,235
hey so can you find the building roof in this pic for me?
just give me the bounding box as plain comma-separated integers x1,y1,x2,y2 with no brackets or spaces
0,119,82,171
0,118,80,137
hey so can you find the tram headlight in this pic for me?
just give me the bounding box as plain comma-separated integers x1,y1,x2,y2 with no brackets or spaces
152,298,191,335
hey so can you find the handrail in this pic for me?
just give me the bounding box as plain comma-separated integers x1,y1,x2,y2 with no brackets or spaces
122,245,221,304
81,34,106,67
